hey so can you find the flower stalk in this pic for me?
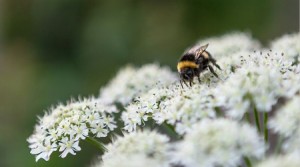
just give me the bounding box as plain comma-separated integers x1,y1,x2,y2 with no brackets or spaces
243,156,252,167
264,112,268,142
86,137,107,152
253,106,261,133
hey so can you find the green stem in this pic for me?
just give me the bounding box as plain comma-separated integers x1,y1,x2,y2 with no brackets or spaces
86,137,107,152
243,156,252,167
215,107,223,117
264,112,268,142
245,112,251,124
253,106,261,133
275,135,283,154
162,123,180,139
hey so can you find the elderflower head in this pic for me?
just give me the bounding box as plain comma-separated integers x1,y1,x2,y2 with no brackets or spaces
215,67,283,119
122,83,217,135
171,119,265,167
99,63,177,105
214,49,297,119
269,96,300,153
27,98,117,161
196,32,260,59
94,131,170,167
256,152,300,167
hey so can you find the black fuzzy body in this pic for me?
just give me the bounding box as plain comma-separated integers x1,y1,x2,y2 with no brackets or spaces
178,49,221,87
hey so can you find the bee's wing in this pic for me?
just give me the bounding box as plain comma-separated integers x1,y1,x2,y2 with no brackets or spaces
195,43,209,60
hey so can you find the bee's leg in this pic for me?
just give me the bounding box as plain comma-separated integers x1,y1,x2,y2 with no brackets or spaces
180,79,184,88
208,65,219,78
179,74,185,88
210,58,222,70
189,70,196,86
183,80,189,87
180,74,189,88
180,79,188,88
197,73,201,83
214,63,222,70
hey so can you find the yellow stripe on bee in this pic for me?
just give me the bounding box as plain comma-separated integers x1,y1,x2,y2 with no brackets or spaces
177,61,199,72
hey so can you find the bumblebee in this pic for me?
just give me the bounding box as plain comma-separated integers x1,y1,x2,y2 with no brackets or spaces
177,43,221,87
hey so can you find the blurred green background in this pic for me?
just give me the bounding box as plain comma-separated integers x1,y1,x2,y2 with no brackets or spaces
0,0,298,166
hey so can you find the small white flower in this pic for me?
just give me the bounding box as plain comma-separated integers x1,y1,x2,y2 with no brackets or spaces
90,122,109,138
102,115,117,131
59,137,81,158
171,119,265,167
86,112,102,125
122,110,142,132
30,139,57,161
72,124,89,140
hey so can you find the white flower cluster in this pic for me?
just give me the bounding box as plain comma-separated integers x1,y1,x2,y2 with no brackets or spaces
122,84,217,134
271,32,300,61
95,131,170,167
214,49,299,119
171,119,265,167
27,98,117,161
269,96,300,153
195,32,260,58
28,32,300,166
99,64,177,105
256,152,300,167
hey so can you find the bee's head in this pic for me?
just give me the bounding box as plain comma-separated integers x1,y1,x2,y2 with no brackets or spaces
180,68,194,80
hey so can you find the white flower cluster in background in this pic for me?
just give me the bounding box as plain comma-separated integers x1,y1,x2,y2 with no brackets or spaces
271,32,300,62
269,96,300,153
94,131,170,167
122,84,217,134
27,98,117,161
171,119,265,167
256,152,300,167
99,64,177,105
195,32,260,58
